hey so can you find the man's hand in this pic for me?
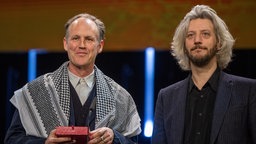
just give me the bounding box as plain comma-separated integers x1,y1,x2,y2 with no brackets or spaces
45,129,75,144
88,127,114,144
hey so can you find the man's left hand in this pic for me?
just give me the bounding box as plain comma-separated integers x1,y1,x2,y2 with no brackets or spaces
88,127,114,144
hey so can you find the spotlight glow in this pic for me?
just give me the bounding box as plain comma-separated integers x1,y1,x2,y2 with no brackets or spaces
144,120,153,137
143,47,155,137
28,49,46,81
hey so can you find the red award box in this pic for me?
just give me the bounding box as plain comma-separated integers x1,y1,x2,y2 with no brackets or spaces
56,126,89,144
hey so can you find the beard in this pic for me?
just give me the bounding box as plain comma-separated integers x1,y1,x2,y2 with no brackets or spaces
186,45,218,67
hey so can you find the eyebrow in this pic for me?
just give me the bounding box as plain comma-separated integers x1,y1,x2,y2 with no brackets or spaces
187,29,212,33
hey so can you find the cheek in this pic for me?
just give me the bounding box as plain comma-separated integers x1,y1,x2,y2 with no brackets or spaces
89,45,99,53
91,48,99,56
185,40,192,49
185,38,193,44
68,43,77,51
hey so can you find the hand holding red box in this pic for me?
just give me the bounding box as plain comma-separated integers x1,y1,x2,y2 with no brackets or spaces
56,126,89,144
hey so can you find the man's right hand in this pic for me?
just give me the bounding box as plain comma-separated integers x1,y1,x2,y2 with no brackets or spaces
45,129,75,144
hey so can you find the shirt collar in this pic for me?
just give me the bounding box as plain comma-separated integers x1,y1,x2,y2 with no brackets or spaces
68,69,95,88
208,67,220,92
188,67,220,92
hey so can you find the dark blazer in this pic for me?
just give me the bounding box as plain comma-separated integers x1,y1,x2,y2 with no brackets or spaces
152,71,256,144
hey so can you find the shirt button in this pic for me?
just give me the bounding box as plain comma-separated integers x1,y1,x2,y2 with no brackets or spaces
198,113,202,116
196,132,201,135
200,95,204,98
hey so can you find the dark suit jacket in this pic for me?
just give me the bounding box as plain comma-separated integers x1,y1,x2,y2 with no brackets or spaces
152,71,256,144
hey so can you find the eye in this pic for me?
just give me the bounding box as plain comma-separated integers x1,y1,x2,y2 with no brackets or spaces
71,36,80,41
186,32,195,39
86,37,94,41
201,31,211,38
84,36,97,44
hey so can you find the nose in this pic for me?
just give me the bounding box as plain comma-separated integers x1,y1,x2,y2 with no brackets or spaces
79,39,86,49
194,34,202,45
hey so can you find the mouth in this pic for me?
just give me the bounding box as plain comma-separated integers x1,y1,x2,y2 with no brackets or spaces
76,52,87,57
191,46,207,51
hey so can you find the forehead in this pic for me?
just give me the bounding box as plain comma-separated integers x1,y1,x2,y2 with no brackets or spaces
68,17,99,35
188,18,214,31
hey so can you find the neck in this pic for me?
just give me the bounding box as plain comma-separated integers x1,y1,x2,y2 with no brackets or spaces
68,62,94,77
190,61,217,90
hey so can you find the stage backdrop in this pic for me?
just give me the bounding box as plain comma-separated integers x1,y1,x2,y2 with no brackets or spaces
0,0,255,52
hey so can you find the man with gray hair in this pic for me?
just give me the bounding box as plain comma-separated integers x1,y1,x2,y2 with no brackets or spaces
152,5,256,144
5,13,141,144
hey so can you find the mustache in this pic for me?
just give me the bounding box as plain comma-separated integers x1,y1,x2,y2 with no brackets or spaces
191,46,207,51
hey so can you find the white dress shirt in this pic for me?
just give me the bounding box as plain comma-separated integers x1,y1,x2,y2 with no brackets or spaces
68,70,95,104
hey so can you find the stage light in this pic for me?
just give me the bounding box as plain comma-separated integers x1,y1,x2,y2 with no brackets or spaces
28,49,46,81
143,47,155,137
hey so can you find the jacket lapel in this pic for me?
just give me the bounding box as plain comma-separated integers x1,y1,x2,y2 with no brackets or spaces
169,77,189,144
210,72,233,144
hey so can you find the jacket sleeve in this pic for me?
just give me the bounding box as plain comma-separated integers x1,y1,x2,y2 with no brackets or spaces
112,129,138,144
249,80,256,143
151,89,167,144
4,109,46,144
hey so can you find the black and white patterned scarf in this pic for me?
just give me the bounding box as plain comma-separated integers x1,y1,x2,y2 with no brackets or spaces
10,61,141,138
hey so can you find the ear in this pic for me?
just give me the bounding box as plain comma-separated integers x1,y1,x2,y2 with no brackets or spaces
63,37,68,51
97,40,104,53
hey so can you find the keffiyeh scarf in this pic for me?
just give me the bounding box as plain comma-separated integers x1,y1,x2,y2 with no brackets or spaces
10,61,141,138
